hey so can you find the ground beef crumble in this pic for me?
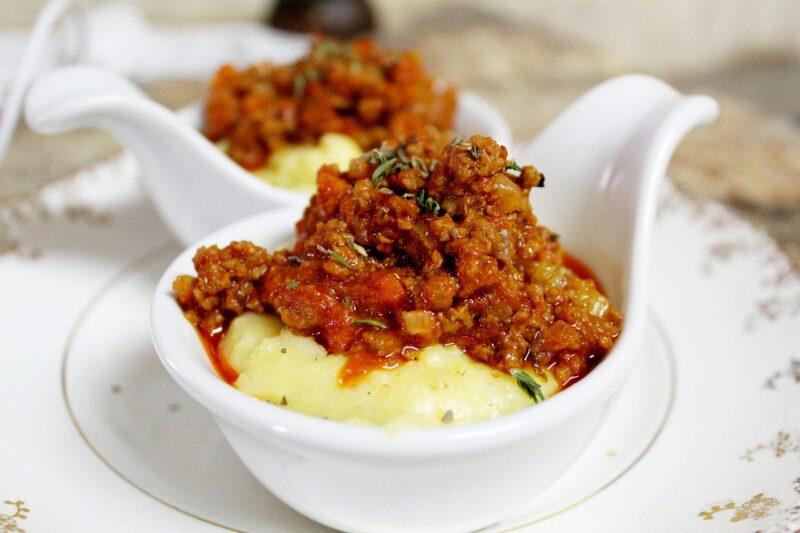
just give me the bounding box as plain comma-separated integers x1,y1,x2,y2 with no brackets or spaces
174,134,623,387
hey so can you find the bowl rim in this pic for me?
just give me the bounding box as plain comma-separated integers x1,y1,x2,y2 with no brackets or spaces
150,206,646,459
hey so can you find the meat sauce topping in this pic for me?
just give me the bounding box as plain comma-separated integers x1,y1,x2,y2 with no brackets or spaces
174,134,623,388
204,38,457,170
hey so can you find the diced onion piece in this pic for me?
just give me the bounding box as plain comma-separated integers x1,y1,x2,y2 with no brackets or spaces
572,278,611,317
401,310,436,335
533,263,567,290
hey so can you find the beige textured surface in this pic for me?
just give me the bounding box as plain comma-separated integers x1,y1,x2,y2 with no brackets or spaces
671,93,800,208
4,0,800,73
1,1,799,266
0,80,206,200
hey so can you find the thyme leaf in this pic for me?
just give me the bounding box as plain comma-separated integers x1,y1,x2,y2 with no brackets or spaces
510,369,546,403
415,189,441,215
316,244,354,269
506,159,522,172
352,318,389,329
367,143,396,165
411,155,429,175
469,145,483,160
371,159,396,183
449,135,465,147
396,149,410,165
365,141,431,184
367,148,386,165
286,280,300,290
347,235,368,257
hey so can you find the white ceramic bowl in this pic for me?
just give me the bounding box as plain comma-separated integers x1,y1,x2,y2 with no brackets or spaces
151,75,718,532
151,209,636,533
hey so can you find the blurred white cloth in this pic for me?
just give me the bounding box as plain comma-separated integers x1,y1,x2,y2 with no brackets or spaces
0,0,309,161
0,2,309,86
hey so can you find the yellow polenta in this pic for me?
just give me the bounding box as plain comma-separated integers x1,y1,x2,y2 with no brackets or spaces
219,133,362,192
219,313,556,428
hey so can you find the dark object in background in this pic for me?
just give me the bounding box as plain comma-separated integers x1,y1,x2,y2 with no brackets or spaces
268,0,376,37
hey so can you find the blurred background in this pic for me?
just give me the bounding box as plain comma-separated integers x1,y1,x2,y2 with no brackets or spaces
1,0,799,264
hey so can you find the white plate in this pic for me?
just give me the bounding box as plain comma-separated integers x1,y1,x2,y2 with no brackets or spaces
61,243,674,532
1,154,798,532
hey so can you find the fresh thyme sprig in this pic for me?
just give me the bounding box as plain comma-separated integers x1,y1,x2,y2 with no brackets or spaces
510,369,546,403
371,159,396,183
352,318,389,328
411,155,428,174
316,244,354,269
449,135,466,147
413,189,441,215
347,235,368,257
505,159,545,187
366,141,430,184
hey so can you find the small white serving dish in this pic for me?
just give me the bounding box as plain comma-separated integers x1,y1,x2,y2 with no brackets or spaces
151,74,717,532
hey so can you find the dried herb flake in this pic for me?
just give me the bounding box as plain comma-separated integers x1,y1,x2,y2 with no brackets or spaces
506,159,522,172
511,369,546,403
441,409,454,424
316,244,354,269
415,189,441,215
352,318,389,329
348,236,368,257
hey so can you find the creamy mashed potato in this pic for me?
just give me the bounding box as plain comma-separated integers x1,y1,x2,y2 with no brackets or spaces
219,133,362,192
219,313,556,428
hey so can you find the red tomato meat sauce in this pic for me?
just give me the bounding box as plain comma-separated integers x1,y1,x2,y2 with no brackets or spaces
175,134,623,389
204,37,457,171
